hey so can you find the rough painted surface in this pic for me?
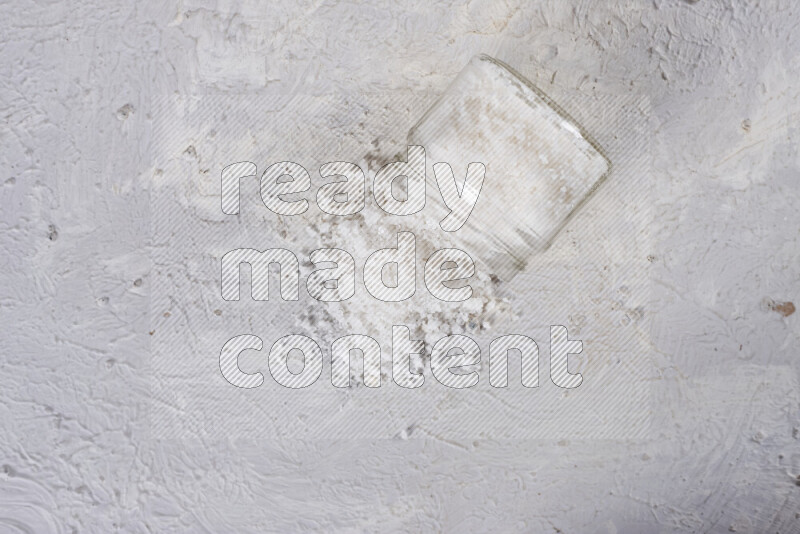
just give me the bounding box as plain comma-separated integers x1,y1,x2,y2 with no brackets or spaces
1,0,799,532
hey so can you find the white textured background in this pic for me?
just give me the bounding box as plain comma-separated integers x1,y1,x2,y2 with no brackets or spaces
2,0,799,532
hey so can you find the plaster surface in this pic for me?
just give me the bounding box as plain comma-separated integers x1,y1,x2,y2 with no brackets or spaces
1,1,799,532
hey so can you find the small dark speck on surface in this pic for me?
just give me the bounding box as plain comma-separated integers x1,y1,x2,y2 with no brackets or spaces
48,224,58,241
363,148,391,172
741,118,751,132
767,300,795,317
133,278,143,287
116,103,135,120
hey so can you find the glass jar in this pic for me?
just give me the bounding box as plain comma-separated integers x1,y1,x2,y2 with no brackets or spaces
409,54,610,281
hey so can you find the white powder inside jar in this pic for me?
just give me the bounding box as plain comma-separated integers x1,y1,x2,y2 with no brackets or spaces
410,54,610,281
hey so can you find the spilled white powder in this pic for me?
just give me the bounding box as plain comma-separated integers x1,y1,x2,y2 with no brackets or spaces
290,153,515,377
